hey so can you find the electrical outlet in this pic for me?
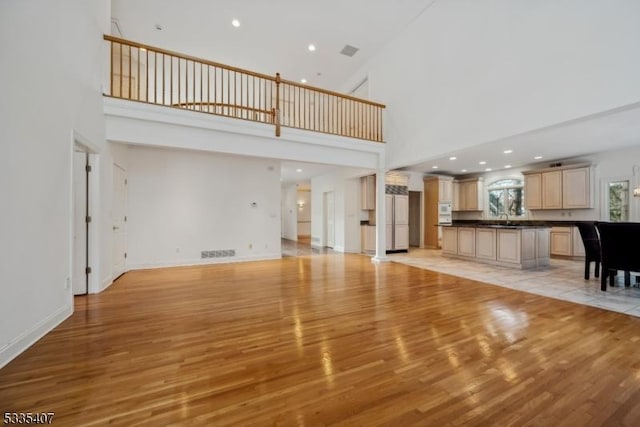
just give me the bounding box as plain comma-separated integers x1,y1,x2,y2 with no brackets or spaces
65,277,71,289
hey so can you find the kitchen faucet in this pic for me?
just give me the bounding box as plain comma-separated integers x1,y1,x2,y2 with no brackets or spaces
499,212,510,225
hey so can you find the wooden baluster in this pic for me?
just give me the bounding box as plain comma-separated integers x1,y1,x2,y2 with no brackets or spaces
109,41,114,96
274,73,281,137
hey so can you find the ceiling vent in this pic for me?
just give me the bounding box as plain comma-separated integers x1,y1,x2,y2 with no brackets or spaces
340,45,359,57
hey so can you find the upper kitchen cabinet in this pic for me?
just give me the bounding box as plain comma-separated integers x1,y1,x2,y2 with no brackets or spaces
542,170,563,209
523,163,592,210
360,175,376,210
438,177,454,203
385,173,409,187
562,166,591,209
524,173,542,210
453,177,484,211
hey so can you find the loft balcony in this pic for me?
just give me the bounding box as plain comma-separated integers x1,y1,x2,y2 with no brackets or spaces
104,35,385,143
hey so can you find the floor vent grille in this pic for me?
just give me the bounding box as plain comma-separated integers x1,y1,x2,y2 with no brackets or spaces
201,249,236,259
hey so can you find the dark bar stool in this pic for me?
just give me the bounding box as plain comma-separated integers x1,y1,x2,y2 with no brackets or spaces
576,222,601,280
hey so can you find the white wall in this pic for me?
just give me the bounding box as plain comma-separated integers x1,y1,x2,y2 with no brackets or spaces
453,145,640,222
343,0,640,169
125,146,281,268
281,184,298,240
0,0,109,368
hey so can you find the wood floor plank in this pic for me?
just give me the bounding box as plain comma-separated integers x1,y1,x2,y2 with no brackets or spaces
2,254,640,425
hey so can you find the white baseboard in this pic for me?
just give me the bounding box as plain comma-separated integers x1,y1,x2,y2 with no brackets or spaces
95,277,114,294
127,254,282,270
0,304,73,370
332,246,345,252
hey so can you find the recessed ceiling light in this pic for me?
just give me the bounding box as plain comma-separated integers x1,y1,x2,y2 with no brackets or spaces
308,44,316,52
505,165,512,169
503,149,513,154
534,156,543,160
300,78,307,83
461,169,467,173
449,156,457,160
432,166,439,169
479,161,486,165
485,168,492,172
231,19,240,27
296,168,303,172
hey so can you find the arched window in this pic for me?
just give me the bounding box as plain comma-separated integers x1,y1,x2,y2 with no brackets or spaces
488,179,524,217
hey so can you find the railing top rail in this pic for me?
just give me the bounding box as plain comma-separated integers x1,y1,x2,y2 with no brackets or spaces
104,34,275,81
279,77,385,108
104,35,386,109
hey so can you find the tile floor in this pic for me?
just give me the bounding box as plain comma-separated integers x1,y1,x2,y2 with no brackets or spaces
389,248,640,318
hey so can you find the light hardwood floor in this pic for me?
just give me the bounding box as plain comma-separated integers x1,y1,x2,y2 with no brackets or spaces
2,254,640,425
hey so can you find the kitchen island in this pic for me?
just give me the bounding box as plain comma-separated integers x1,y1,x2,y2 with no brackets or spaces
441,224,550,269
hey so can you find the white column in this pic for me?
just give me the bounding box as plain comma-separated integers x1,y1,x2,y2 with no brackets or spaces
372,159,388,263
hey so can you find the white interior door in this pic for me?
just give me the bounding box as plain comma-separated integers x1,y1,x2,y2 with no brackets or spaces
112,164,127,279
72,151,88,295
324,191,335,248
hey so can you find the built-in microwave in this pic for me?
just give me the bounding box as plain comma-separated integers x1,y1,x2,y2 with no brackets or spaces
438,202,452,225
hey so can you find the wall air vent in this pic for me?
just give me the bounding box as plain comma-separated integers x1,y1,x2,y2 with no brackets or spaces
201,249,236,259
549,162,563,167
340,45,359,57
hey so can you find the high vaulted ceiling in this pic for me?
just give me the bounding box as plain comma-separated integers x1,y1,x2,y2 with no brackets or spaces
111,0,435,93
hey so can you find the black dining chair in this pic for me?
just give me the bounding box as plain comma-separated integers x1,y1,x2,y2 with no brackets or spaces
576,222,601,280
596,222,640,291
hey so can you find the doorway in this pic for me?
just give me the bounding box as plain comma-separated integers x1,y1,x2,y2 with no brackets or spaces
112,163,128,279
72,150,89,295
408,191,421,247
323,191,335,248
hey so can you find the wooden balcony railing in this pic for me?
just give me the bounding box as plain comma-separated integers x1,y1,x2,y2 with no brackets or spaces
104,35,385,142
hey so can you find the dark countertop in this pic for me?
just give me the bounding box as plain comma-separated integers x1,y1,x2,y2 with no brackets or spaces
445,223,550,229
451,220,590,227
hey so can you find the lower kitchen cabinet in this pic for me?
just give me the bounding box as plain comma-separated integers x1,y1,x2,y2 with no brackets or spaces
497,229,522,264
476,228,497,260
361,225,376,253
442,227,458,255
457,227,476,257
550,227,572,256
442,225,550,269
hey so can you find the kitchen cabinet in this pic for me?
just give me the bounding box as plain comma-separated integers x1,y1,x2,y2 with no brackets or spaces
550,226,585,257
439,178,453,203
476,228,497,260
497,229,522,264
524,174,542,210
542,171,563,209
385,173,409,186
452,181,460,211
550,226,572,256
563,167,590,209
457,227,476,257
442,225,550,268
361,225,376,253
442,227,458,255
523,164,591,210
385,193,409,251
453,178,484,211
360,175,376,210
424,176,453,248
